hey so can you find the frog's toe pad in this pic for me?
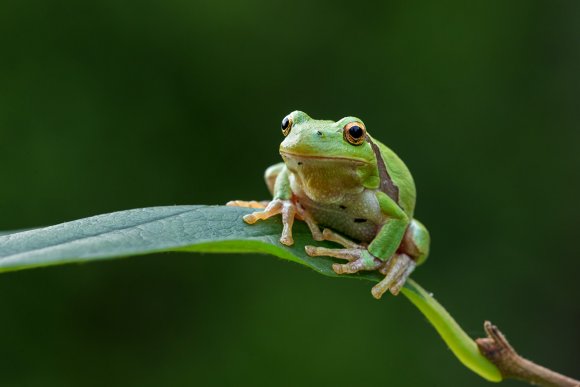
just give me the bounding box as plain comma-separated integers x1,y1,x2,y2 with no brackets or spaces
280,235,294,246
304,245,317,256
242,214,258,224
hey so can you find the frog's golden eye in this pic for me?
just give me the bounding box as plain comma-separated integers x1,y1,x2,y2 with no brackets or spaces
281,116,293,136
343,122,366,145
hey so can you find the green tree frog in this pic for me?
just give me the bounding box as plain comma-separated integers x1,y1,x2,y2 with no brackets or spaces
228,111,430,299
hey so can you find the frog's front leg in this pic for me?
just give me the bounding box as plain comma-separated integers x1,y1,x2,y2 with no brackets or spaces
243,198,296,245
237,165,322,246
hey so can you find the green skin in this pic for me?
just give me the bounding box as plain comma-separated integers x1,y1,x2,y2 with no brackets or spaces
232,111,430,299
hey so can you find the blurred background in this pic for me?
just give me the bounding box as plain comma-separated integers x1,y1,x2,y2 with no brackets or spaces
0,0,578,386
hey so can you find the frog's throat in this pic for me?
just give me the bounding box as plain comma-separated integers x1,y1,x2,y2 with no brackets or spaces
279,150,370,165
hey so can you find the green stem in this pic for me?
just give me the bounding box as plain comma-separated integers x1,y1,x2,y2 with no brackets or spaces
401,279,502,382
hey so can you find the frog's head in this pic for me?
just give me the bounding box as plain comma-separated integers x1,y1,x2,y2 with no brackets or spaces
279,110,376,164
279,111,383,197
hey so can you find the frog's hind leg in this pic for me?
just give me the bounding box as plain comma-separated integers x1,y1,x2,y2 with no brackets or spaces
371,219,430,299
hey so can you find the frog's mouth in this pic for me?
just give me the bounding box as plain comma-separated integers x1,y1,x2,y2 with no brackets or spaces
279,151,369,165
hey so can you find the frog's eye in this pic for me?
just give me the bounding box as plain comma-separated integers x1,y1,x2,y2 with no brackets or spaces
281,116,293,136
343,122,366,145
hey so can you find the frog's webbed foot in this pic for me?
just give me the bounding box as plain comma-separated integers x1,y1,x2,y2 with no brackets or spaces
305,230,381,274
226,200,270,209
371,253,416,299
229,197,324,246
240,199,297,245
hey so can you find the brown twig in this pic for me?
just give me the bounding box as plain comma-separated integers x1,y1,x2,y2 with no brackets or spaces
476,321,579,387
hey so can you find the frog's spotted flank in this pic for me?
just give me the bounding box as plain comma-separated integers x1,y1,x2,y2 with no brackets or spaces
354,218,368,223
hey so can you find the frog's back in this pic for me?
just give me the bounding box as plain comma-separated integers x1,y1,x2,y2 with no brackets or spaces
372,137,417,218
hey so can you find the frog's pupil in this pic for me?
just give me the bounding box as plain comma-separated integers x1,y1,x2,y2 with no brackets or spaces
349,125,363,138
281,117,290,130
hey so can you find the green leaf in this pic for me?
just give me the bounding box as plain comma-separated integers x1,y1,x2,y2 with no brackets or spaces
0,205,374,278
0,205,501,382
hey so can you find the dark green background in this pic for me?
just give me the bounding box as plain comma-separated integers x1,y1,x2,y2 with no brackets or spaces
1,1,578,386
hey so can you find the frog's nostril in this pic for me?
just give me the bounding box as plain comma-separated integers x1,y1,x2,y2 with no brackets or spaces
316,131,323,136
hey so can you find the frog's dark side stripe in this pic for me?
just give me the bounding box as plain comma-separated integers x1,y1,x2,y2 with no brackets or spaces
365,135,400,204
